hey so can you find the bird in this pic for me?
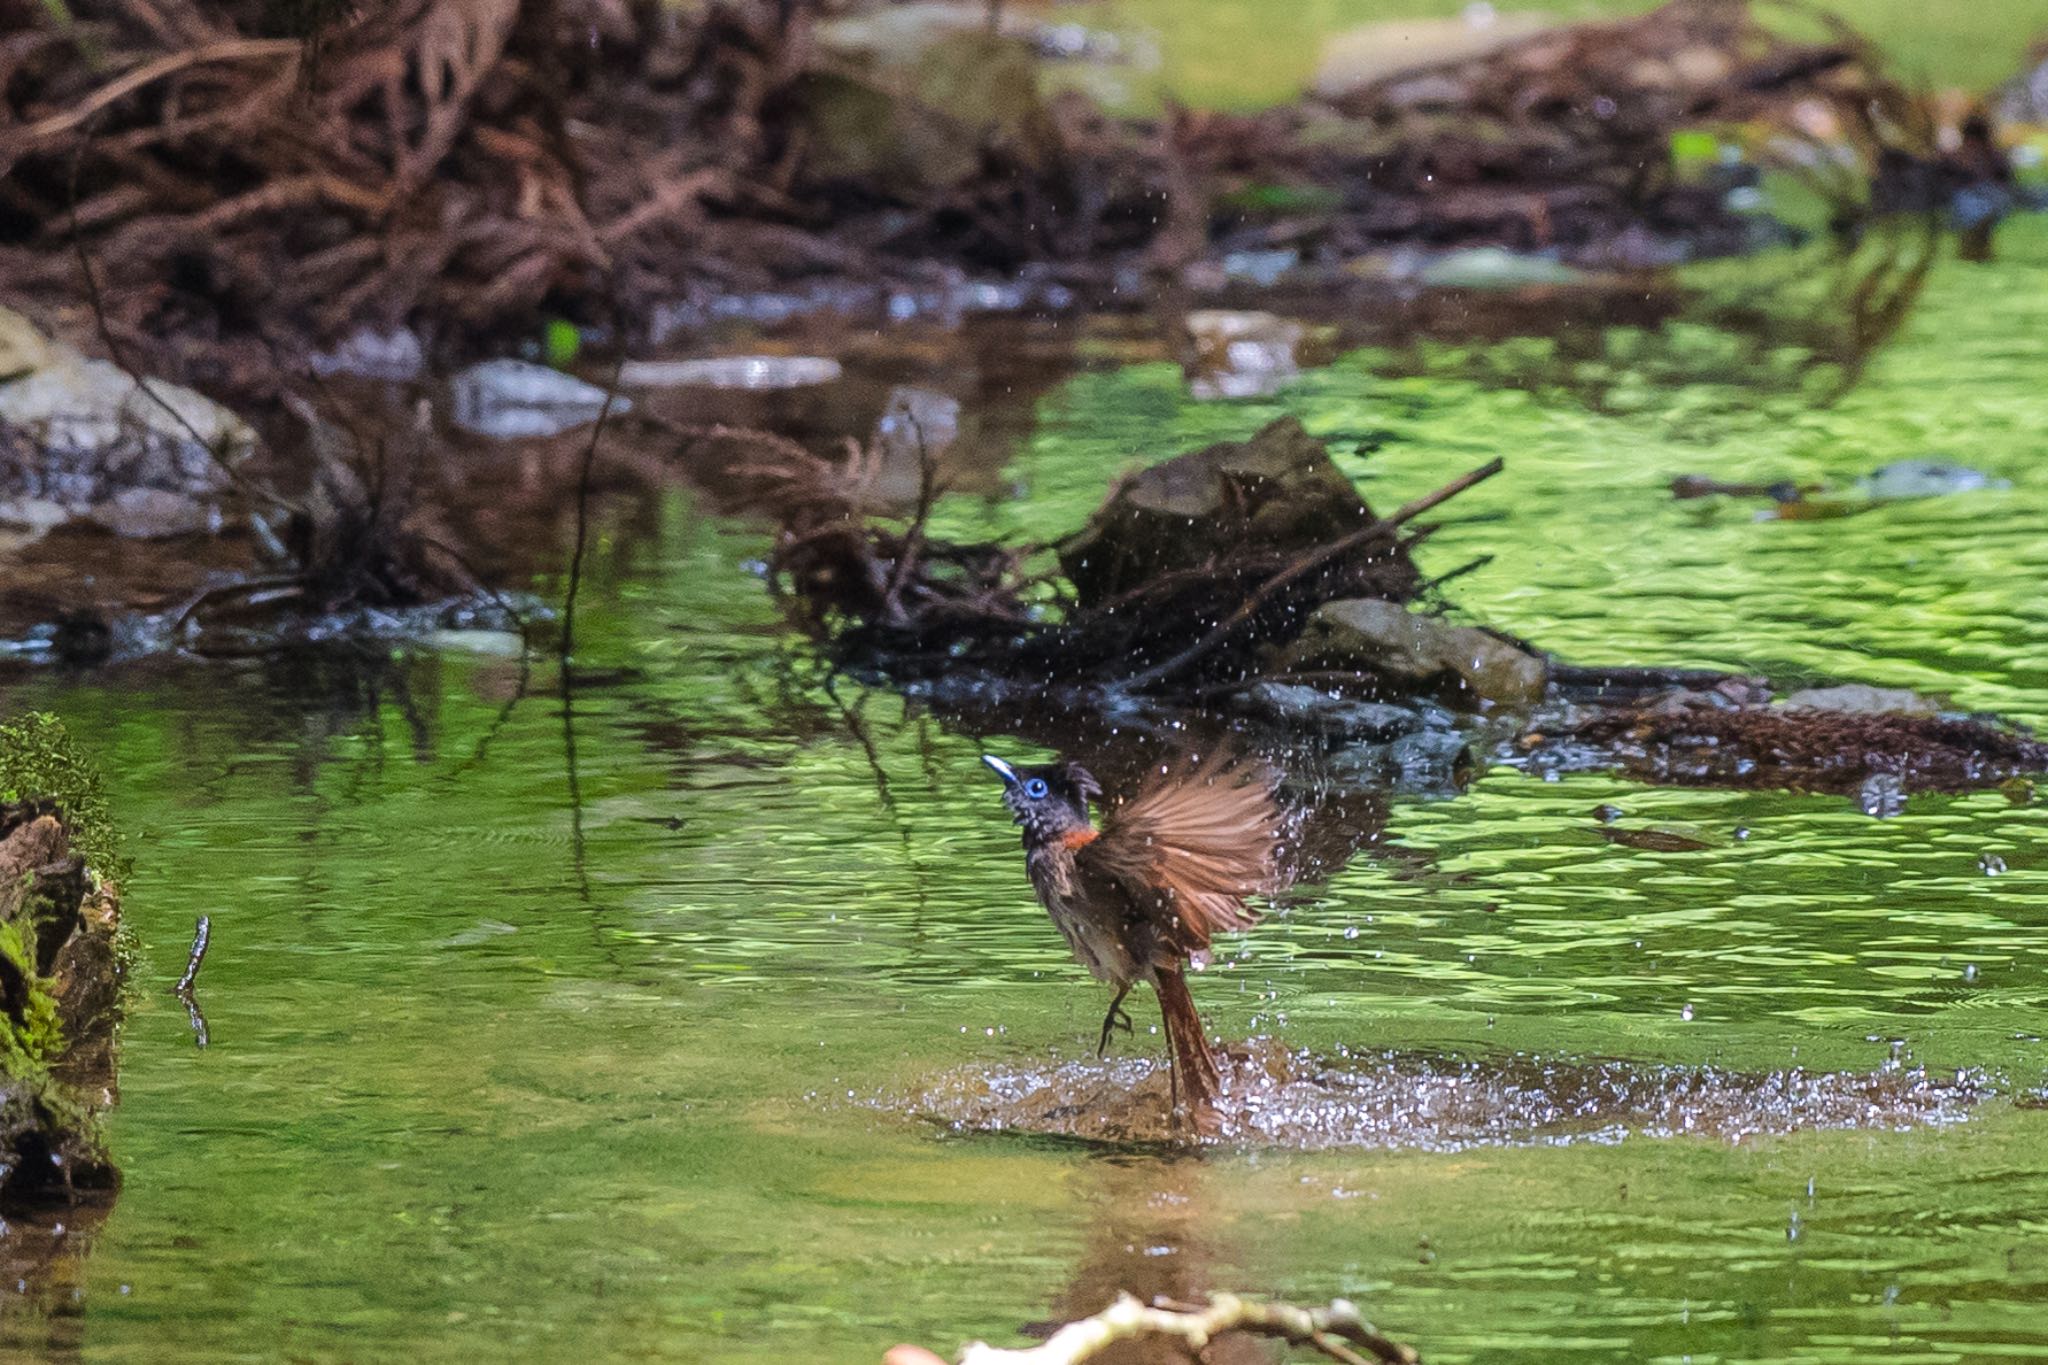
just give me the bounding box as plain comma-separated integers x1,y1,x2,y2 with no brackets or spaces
981,751,1281,1124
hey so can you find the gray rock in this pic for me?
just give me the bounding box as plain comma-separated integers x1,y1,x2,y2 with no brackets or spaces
1782,684,1938,715
449,359,627,439
84,486,216,539
0,306,253,539
876,385,962,462
1323,726,1477,795
1284,598,1547,709
618,355,843,390
309,326,425,381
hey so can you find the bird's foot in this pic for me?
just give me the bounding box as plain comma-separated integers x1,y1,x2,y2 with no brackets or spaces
1096,991,1136,1057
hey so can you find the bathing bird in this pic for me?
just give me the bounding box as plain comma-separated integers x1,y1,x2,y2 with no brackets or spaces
980,752,1280,1123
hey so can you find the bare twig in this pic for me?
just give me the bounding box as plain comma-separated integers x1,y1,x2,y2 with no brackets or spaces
952,1292,1420,1365
559,343,627,659
1121,458,1504,691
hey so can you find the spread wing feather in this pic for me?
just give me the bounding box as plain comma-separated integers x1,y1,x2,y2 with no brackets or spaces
1081,757,1281,949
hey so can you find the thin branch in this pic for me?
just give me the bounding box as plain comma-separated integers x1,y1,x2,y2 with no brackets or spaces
23,38,303,142
1120,458,1504,692
559,342,627,659
954,1293,1420,1365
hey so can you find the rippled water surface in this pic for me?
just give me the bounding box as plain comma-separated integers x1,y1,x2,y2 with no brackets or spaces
5,218,2048,1362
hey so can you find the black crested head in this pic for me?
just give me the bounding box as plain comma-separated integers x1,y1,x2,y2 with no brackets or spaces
981,754,1100,848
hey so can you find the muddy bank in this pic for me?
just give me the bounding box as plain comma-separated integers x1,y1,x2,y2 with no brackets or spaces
0,0,2021,390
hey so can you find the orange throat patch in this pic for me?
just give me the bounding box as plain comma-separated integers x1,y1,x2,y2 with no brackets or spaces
1058,827,1100,851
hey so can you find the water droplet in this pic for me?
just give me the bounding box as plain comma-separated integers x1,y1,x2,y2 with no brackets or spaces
1787,1208,1801,1242
1680,1003,1694,1021
1963,962,1980,983
1343,926,1359,940
1732,825,1751,841
1593,803,1624,823
1979,853,2007,876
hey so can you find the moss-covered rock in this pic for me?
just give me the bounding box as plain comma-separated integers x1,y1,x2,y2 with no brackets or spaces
0,715,123,1206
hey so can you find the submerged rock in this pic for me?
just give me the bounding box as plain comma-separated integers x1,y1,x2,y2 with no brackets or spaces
1238,683,1421,741
1060,416,1416,609
449,359,627,439
1853,459,2009,500
1282,598,1548,709
0,306,253,540
1184,310,1306,400
1782,683,1938,715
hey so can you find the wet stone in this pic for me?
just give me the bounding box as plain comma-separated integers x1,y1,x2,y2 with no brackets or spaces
1237,683,1421,741
1322,726,1477,796
1283,598,1548,710
448,359,627,439
1783,683,1938,715
618,356,843,390
308,326,425,382
0,307,254,539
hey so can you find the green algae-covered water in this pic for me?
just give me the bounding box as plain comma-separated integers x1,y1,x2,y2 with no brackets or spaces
6,218,2048,1361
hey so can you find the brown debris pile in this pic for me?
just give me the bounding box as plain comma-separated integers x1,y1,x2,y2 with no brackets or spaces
1280,0,1970,254
1535,691,2048,796
743,415,1500,697
0,0,1987,385
741,416,2047,802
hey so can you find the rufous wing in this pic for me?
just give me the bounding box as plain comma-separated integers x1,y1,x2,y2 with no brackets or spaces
1081,758,1281,948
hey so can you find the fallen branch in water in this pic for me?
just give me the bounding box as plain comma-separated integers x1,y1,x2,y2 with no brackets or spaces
891,1292,1420,1365
1121,457,1503,691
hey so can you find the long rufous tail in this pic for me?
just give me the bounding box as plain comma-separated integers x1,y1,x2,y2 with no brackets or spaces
1155,966,1222,1127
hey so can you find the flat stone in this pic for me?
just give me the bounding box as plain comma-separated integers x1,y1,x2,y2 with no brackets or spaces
618,356,843,390
1782,684,1938,715
1284,597,1547,709
448,359,627,439
1313,11,1558,101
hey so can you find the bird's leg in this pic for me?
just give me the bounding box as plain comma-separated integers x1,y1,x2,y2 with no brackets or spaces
1095,984,1134,1057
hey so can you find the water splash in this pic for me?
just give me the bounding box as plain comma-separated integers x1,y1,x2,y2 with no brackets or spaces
903,1038,1990,1149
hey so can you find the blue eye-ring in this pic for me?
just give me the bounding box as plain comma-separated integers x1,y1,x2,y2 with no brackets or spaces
1023,777,1049,799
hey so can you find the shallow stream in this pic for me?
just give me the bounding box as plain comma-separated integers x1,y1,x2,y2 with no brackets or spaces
4,214,2048,1361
